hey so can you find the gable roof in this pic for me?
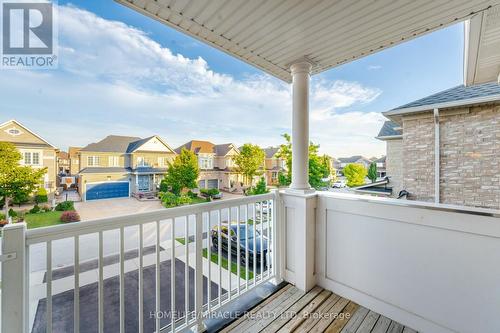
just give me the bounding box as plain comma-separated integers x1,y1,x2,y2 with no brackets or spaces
0,119,57,148
125,135,175,154
214,143,238,156
376,121,402,140
175,140,215,154
384,82,500,118
338,155,370,163
81,135,141,153
263,147,280,159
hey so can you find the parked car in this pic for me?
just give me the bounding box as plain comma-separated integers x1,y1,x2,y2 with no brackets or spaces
211,224,268,265
332,180,347,188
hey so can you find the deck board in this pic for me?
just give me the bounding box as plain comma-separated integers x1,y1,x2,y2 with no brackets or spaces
222,284,419,333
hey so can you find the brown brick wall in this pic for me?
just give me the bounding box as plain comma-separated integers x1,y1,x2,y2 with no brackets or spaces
386,139,403,197
401,104,500,209
402,114,436,202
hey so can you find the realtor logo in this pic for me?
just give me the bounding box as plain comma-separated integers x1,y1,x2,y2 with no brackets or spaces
1,1,57,68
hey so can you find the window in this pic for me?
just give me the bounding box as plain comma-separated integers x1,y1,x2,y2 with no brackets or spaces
109,156,119,167
22,151,40,165
199,156,213,169
137,157,148,167
5,126,22,136
87,156,100,166
272,172,278,180
158,157,169,167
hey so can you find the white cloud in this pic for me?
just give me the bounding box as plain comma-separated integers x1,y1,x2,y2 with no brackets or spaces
0,4,385,157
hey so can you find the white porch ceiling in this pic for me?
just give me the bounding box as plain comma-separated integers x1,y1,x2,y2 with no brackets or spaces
116,0,500,83
465,5,500,85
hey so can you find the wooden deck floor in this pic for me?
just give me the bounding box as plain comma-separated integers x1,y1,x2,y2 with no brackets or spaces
220,284,418,333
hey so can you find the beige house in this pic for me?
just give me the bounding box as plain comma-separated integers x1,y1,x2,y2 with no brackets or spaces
262,147,286,186
175,140,242,190
56,151,70,175
77,135,176,201
380,82,500,209
0,119,58,194
68,147,82,176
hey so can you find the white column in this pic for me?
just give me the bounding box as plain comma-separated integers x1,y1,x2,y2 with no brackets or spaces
289,61,313,192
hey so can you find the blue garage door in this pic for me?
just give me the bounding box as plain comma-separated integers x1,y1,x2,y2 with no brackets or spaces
86,182,129,201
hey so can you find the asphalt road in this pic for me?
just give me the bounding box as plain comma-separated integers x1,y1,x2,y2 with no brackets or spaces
32,258,222,333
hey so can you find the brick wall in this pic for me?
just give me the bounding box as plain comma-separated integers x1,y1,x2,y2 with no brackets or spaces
401,104,500,209
402,114,436,202
386,139,403,197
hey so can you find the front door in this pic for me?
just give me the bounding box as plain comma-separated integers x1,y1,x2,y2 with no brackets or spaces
138,175,150,192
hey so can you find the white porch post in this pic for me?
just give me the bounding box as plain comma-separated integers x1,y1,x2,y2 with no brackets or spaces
279,60,317,293
289,61,313,192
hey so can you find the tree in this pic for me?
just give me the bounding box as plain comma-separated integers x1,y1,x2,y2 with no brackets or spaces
163,148,199,195
343,163,367,187
247,177,269,195
276,134,330,189
234,144,265,185
0,142,46,218
367,162,378,183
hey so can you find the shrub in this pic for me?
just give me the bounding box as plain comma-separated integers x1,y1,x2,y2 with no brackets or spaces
200,188,220,197
55,201,74,211
161,192,192,208
42,204,51,212
29,205,41,214
161,192,179,208
8,208,17,218
159,179,169,192
187,190,198,199
35,187,48,204
0,213,5,220
60,210,81,223
247,177,269,196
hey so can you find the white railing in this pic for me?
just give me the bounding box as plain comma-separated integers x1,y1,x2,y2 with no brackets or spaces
1,192,279,333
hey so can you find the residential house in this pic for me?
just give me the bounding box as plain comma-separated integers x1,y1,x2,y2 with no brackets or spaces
376,121,403,196
175,140,242,190
337,155,372,175
56,151,70,175
0,120,58,194
77,135,176,201
374,156,387,178
380,82,500,209
68,147,82,176
262,147,286,185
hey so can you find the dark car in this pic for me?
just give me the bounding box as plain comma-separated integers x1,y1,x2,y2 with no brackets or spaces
211,224,268,265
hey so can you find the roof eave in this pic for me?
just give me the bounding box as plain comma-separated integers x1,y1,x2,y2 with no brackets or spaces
375,135,403,141
383,93,500,121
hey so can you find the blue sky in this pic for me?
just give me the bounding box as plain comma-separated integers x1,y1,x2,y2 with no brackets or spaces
1,1,465,157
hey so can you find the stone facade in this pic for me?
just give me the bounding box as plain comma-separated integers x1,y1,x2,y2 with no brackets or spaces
400,104,500,209
385,139,403,197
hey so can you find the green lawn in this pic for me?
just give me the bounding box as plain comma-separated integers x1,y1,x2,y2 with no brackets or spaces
191,197,208,204
175,237,253,280
24,211,64,229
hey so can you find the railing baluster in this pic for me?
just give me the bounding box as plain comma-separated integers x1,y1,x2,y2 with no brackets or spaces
253,203,257,287
195,213,204,333
260,201,264,281
266,200,270,277
272,195,278,279
184,216,189,326
156,221,161,332
207,212,212,312
98,232,104,333
120,227,125,333
236,206,241,295
245,204,249,290
46,240,52,333
171,218,176,333
217,209,222,307
74,236,80,333
228,207,232,300
139,224,144,333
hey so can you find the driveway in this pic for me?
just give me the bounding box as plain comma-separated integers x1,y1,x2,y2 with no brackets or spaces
75,198,163,220
31,258,221,333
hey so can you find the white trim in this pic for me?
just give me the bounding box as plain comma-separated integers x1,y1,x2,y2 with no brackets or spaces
434,108,440,204
464,12,484,86
383,93,500,118
129,135,176,154
375,135,403,140
0,119,57,149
